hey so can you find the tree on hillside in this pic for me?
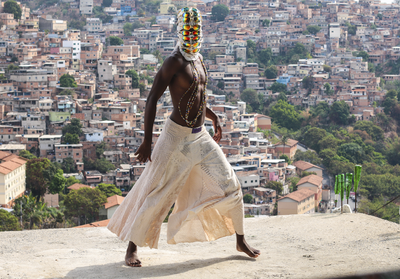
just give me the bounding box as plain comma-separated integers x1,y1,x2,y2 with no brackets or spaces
26,158,52,201
329,100,350,125
61,157,77,174
264,65,278,79
5,63,19,74
60,74,77,88
241,88,259,110
324,83,334,95
243,194,253,204
68,19,86,30
323,65,331,72
293,150,322,165
318,134,340,151
262,19,270,27
259,48,272,66
353,121,384,141
64,187,107,225
268,82,287,93
123,23,132,36
18,150,36,160
211,4,229,21
4,0,22,20
354,50,369,62
95,158,115,173
108,36,124,46
246,40,256,61
63,133,79,144
302,76,314,90
62,118,83,136
126,69,139,89
269,100,301,130
306,25,321,35
301,127,327,152
48,169,67,194
97,183,122,197
337,143,364,164
280,154,291,165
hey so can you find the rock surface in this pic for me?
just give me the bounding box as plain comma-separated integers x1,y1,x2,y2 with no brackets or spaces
1,213,400,279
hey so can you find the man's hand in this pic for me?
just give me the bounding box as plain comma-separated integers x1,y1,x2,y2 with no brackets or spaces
135,139,152,163
213,119,222,144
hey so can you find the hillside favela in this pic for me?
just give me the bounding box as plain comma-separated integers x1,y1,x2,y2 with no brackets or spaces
1,0,400,277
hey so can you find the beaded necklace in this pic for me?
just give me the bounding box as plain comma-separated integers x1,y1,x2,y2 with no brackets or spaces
178,58,208,128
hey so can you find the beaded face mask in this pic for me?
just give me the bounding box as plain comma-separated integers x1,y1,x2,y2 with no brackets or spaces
177,7,203,61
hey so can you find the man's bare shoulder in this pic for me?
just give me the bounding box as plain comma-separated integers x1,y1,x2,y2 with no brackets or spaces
162,50,186,71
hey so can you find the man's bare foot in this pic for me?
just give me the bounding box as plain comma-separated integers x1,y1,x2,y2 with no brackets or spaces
125,241,141,267
236,233,260,258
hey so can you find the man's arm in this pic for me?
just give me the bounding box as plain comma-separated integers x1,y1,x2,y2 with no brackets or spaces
206,107,222,143
135,56,182,163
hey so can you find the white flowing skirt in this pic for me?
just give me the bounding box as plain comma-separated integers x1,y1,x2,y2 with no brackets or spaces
107,117,244,249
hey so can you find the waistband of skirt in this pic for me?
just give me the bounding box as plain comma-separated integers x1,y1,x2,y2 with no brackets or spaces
165,117,205,136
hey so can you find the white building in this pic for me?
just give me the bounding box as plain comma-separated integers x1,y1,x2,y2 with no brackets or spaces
0,151,27,208
80,0,93,14
236,174,260,189
62,41,81,60
98,60,117,82
329,23,341,38
83,129,104,142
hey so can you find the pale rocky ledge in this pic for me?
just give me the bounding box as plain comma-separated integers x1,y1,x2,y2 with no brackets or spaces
1,214,400,279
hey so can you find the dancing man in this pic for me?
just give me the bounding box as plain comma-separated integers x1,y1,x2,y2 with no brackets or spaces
107,7,260,267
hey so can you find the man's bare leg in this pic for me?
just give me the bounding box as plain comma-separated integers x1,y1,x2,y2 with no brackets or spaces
125,241,141,267
236,233,260,258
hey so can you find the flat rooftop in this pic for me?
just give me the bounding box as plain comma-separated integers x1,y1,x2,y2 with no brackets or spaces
1,214,399,278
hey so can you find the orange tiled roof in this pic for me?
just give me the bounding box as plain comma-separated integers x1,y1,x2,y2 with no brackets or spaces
0,152,27,174
104,195,124,209
68,183,91,190
293,160,323,171
74,219,110,228
277,188,315,202
274,138,298,147
296,174,323,187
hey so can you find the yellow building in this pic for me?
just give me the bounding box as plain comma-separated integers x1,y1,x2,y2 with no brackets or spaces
0,151,27,208
277,188,315,215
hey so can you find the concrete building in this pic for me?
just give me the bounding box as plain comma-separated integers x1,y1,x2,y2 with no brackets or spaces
329,23,341,39
39,16,67,32
62,41,81,60
55,144,84,171
80,0,94,14
85,18,102,33
0,151,27,208
293,161,323,177
296,175,323,208
99,195,125,220
277,188,315,215
39,135,62,158
98,60,117,82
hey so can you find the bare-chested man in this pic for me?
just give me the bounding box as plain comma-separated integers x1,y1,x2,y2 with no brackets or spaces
107,7,260,267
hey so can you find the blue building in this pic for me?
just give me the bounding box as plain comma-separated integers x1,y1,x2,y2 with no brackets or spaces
276,74,293,85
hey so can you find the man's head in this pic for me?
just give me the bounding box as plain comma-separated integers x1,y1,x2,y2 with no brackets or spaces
177,7,202,61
